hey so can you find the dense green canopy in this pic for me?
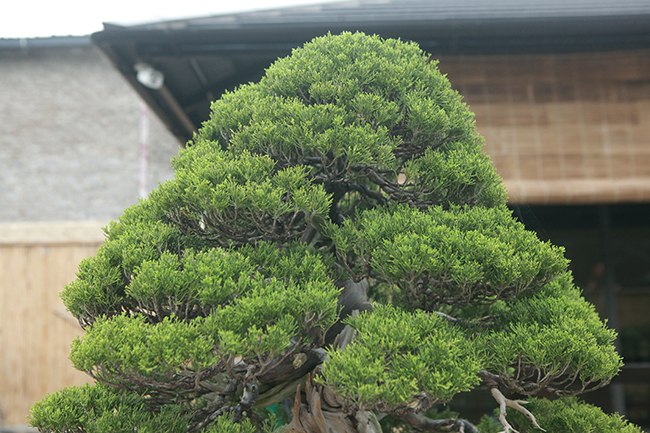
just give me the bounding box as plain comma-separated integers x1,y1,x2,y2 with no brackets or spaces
31,32,635,433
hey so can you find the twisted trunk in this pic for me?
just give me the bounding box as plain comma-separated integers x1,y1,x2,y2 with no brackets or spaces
284,374,381,433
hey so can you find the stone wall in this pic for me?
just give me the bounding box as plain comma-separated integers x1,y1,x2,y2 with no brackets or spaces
0,41,180,222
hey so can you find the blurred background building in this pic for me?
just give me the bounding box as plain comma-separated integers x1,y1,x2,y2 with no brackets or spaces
1,0,649,430
0,36,179,429
0,36,178,222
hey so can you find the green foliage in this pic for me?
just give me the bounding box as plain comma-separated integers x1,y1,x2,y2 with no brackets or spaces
322,305,482,409
241,241,336,284
504,397,643,433
214,276,339,356
70,278,339,381
479,275,622,395
61,218,184,323
69,314,217,376
475,414,503,433
325,203,567,311
29,383,257,433
62,231,339,323
200,31,506,211
165,146,331,246
33,31,634,433
60,248,126,322
402,142,505,208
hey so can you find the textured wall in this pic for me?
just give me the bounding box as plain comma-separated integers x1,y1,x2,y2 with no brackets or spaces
438,49,650,204
0,44,180,222
0,231,102,426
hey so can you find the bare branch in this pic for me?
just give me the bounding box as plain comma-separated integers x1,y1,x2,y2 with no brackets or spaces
401,413,479,433
490,388,545,433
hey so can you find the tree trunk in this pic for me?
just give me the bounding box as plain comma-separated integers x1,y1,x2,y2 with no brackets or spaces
284,374,382,433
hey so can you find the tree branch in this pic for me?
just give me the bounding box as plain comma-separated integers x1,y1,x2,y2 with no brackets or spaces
490,388,545,433
401,413,479,433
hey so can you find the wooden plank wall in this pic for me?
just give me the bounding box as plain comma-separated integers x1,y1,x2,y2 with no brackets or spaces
0,222,106,427
438,49,650,204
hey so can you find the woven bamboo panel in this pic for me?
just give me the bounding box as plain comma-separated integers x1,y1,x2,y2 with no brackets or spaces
0,222,106,426
438,49,650,204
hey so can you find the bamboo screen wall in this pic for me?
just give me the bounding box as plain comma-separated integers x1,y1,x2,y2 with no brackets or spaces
0,222,106,426
439,49,650,204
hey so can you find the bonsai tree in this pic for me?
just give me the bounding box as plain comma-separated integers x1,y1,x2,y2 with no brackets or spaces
30,32,640,433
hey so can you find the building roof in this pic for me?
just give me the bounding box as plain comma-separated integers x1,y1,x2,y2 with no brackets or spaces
109,0,650,40
0,35,91,50
89,0,649,143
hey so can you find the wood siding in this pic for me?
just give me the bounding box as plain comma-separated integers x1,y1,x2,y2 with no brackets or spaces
0,222,106,426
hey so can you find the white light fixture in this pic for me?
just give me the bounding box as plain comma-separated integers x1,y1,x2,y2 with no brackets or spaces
134,62,164,90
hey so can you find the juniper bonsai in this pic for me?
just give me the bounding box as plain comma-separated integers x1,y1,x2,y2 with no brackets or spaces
30,32,640,433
